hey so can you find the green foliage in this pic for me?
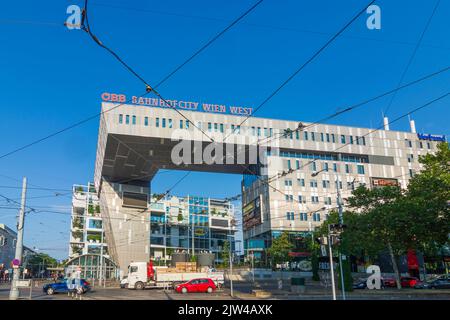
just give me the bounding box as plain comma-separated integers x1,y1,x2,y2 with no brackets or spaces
26,253,58,274
221,240,230,268
267,232,294,266
337,257,353,292
319,142,450,288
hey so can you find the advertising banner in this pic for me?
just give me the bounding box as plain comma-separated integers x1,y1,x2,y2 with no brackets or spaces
242,195,262,231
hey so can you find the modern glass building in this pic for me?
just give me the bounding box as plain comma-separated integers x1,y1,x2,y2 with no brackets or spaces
149,195,236,265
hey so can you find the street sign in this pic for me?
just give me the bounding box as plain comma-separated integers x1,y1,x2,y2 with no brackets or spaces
12,259,20,266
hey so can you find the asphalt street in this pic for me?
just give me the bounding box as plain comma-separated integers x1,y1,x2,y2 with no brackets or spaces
1,283,449,300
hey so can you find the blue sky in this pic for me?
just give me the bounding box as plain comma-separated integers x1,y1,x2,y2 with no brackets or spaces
0,0,449,259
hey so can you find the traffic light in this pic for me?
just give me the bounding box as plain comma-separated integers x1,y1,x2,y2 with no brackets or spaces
328,223,347,234
315,236,328,246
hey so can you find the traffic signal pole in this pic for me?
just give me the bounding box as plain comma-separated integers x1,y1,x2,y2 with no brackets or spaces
328,234,337,300
336,180,346,300
336,154,346,300
9,177,27,300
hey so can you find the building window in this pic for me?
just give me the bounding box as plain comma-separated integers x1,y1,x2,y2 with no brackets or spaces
345,164,351,174
144,117,149,126
326,133,330,142
119,114,123,124
322,180,330,188
220,124,224,133
208,122,212,132
287,160,291,170
298,195,306,203
179,120,183,128
257,127,261,136
310,180,318,188
313,213,321,222
310,162,317,172
286,212,295,220
323,162,329,172
300,213,308,221
296,160,300,170
297,178,305,187
349,136,354,144
155,117,160,127
285,194,294,202
251,126,256,136
331,134,336,143
132,115,136,125
409,169,414,178
320,133,324,142
186,120,189,129
264,128,268,137
333,163,338,172
304,131,309,140
324,197,332,205
341,135,346,144
311,196,319,204
357,164,365,175
311,132,316,141
427,142,431,149
162,118,166,128
296,130,300,140
213,123,218,132
125,115,130,124
269,128,273,137
284,179,293,187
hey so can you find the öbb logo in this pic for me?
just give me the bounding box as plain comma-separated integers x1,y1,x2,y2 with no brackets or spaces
101,92,126,103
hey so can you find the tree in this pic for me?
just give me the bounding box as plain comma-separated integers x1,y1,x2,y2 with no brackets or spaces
405,142,450,256
26,253,58,277
267,232,294,268
306,237,320,281
221,240,230,268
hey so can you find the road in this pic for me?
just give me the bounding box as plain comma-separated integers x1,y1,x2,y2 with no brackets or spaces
1,282,449,300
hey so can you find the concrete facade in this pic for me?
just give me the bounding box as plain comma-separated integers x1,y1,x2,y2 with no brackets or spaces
93,101,445,266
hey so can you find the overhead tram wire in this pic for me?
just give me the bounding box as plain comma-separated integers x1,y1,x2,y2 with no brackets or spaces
0,1,262,162
255,64,450,146
222,0,376,143
383,0,441,117
146,0,376,198
0,93,149,161
81,0,264,143
265,91,450,187
153,0,264,88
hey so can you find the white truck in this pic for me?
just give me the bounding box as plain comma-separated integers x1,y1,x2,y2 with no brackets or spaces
120,262,224,290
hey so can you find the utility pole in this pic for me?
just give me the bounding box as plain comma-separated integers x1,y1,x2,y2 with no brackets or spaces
9,177,27,300
335,154,346,300
228,234,233,298
327,234,337,301
99,229,104,287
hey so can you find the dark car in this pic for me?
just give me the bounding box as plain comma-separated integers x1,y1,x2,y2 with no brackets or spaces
175,278,217,294
415,275,450,289
43,279,91,295
353,277,385,289
383,276,420,288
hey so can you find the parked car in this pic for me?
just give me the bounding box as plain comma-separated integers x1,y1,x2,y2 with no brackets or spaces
175,278,217,294
401,277,420,288
415,275,450,289
43,279,91,295
353,277,385,289
383,276,420,288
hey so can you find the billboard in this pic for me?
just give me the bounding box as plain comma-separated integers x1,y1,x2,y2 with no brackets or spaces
371,177,399,188
242,195,262,231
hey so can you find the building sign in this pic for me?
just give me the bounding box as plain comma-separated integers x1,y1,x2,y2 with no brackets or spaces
242,195,262,231
417,133,446,142
101,92,253,116
371,177,399,188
